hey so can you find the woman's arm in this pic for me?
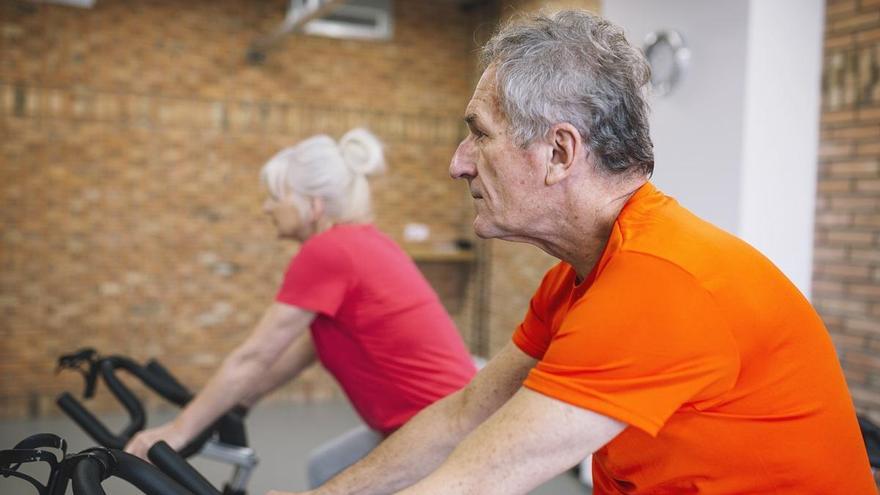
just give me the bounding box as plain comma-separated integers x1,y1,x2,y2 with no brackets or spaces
268,343,537,495
240,331,317,408
125,302,315,459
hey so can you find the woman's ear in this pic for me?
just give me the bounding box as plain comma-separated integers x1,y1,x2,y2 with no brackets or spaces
309,197,325,222
545,123,582,186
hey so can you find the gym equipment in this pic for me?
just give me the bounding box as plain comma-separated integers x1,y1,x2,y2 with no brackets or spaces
859,415,880,476
0,433,219,495
55,348,258,495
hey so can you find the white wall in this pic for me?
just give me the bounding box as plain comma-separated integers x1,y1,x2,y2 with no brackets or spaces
601,0,824,297
739,0,824,298
602,0,749,234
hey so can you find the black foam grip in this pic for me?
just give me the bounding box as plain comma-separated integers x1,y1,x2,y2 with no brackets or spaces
148,441,220,495
216,412,248,447
57,393,125,449
144,360,193,405
99,361,146,441
112,450,192,495
72,458,108,495
179,426,214,458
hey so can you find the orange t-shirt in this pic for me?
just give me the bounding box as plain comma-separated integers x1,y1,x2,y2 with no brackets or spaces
513,182,876,494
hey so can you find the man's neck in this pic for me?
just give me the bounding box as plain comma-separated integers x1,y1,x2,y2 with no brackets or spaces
530,178,645,281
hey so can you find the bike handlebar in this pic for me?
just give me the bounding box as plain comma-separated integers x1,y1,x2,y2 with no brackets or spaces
68,449,194,495
148,441,220,495
56,349,248,456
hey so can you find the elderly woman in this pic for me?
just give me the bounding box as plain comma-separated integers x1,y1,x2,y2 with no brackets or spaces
125,128,476,488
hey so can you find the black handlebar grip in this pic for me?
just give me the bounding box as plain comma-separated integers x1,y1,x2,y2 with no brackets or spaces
148,441,220,495
217,411,248,447
57,393,126,449
112,450,192,495
144,360,193,405
72,457,109,495
179,425,215,458
99,361,146,441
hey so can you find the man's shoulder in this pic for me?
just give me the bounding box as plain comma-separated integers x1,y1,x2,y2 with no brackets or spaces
615,199,768,289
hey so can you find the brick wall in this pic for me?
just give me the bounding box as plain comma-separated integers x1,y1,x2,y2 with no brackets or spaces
0,0,486,418
815,0,880,420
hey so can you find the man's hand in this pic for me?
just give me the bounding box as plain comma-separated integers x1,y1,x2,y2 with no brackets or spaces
124,421,189,460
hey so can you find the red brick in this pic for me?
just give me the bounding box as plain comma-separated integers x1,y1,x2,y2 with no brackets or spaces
832,331,868,350
824,124,880,141
856,140,880,156
813,246,849,260
844,351,880,371
843,367,868,386
830,11,880,33
829,195,880,210
851,386,880,408
825,33,856,50
816,296,870,314
843,317,880,335
854,25,880,44
826,159,879,176
813,279,847,295
819,141,856,159
848,284,880,298
818,178,854,192
815,262,873,279
855,178,880,191
853,213,880,227
850,247,880,262
822,109,858,125
828,0,858,17
825,229,875,245
858,105,880,123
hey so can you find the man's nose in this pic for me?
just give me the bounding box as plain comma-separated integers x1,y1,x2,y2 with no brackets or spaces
449,139,477,180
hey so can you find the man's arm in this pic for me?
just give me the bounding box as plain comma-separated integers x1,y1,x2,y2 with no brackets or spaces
284,342,537,495
400,388,626,495
125,303,315,458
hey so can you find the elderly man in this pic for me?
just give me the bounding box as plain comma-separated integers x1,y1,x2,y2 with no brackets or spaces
272,10,875,495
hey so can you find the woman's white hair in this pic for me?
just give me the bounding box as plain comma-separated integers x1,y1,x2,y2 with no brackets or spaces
260,128,386,222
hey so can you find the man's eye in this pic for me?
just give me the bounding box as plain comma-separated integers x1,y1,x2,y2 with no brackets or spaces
472,129,486,140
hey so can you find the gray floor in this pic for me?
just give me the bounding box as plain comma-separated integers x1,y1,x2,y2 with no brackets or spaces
0,401,588,494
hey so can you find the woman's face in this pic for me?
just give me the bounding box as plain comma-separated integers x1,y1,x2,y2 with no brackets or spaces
263,192,310,241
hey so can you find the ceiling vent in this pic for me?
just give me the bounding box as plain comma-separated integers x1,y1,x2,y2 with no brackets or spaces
303,0,392,41
248,0,392,63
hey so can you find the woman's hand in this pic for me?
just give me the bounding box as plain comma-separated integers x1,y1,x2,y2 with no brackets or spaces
124,421,189,460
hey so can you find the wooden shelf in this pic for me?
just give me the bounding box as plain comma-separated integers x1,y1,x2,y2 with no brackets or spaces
406,247,476,263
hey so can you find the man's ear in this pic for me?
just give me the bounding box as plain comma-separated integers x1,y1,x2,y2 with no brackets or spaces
545,123,582,186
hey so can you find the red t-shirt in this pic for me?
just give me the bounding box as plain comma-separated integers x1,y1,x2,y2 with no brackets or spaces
514,183,875,494
276,224,476,434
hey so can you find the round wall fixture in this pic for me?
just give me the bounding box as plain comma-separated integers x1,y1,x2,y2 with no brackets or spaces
643,29,690,97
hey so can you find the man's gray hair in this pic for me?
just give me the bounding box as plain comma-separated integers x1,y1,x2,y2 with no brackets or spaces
481,10,654,175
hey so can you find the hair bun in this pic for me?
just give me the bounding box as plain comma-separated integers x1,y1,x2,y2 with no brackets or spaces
339,128,386,177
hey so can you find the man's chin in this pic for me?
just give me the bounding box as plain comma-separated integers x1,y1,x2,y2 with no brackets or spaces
472,217,501,239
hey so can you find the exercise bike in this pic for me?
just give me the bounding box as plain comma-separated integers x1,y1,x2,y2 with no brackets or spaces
55,348,258,495
1,432,226,494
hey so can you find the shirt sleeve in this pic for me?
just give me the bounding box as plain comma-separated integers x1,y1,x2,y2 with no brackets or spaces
523,252,741,437
275,235,354,317
512,262,571,360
